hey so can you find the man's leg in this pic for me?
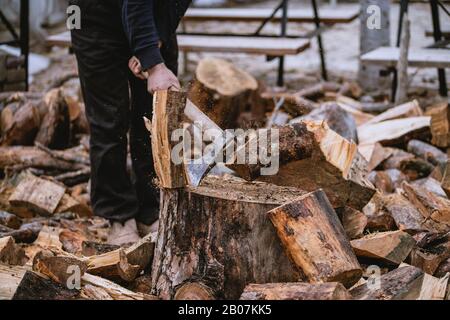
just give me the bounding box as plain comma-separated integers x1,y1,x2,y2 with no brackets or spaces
129,35,180,225
70,0,139,224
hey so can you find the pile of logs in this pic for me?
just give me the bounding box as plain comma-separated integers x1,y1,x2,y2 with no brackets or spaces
1,57,450,300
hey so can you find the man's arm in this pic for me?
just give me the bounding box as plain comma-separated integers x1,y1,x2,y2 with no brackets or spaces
124,0,163,72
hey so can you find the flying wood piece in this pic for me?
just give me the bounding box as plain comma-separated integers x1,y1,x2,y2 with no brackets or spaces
268,189,362,288
9,175,66,216
350,265,424,300
240,282,352,300
350,230,415,265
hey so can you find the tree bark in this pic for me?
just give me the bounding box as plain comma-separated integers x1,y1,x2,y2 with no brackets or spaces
151,176,307,300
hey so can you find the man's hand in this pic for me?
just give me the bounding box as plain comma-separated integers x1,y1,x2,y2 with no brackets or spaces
128,56,146,80
146,63,181,94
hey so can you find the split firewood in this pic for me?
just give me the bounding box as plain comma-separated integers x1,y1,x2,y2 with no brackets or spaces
382,193,432,234
417,272,449,300
54,167,91,186
357,117,431,146
35,143,90,166
0,265,79,300
363,193,397,232
399,157,435,181
0,210,22,229
350,230,415,265
336,101,374,126
128,275,153,295
407,139,447,168
231,121,375,210
80,273,158,300
188,57,258,129
368,171,395,194
0,222,42,244
442,160,450,198
268,190,362,288
261,91,318,117
174,282,216,300
358,143,394,171
152,175,306,300
435,258,450,278
296,82,341,100
339,207,368,240
81,241,120,257
290,102,358,142
364,100,422,126
34,88,71,149
0,100,43,146
240,282,352,300
59,228,88,254
338,81,363,99
32,249,88,285
350,265,424,300
402,182,450,227
0,146,86,171
425,101,450,148
55,193,92,217
409,241,450,275
84,233,154,282
0,236,27,265
9,174,66,216
411,177,447,198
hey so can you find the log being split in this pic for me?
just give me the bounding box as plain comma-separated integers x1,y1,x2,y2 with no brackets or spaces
268,189,362,288
151,90,186,189
240,282,352,300
151,175,307,300
230,120,375,210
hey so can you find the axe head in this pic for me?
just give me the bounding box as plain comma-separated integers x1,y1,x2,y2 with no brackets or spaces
184,161,214,188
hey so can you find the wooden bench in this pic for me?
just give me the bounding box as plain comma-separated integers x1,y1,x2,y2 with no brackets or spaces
177,35,310,56
46,32,311,57
361,47,450,69
183,6,360,24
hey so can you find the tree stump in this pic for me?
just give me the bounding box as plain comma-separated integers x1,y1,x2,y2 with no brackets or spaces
188,58,258,129
151,176,307,300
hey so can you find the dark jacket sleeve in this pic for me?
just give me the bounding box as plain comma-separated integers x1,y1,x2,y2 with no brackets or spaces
154,0,192,44
123,0,163,71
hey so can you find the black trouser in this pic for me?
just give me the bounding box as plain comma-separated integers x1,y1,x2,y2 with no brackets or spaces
69,0,178,224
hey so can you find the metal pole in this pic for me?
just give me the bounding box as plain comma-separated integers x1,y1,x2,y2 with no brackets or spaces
20,0,29,91
277,0,288,87
430,0,448,96
312,0,327,80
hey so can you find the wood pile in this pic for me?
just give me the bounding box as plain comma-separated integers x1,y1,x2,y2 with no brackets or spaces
1,57,450,300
